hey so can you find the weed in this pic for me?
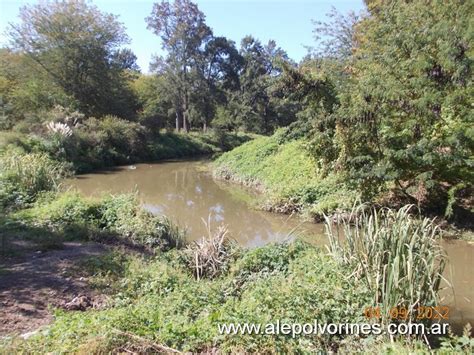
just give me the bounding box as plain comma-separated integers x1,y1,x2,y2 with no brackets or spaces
0,149,69,209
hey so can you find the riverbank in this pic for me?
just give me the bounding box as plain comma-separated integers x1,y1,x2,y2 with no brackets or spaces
1,216,467,353
0,121,256,212
0,123,256,174
0,127,472,352
213,129,355,219
1,161,472,352
213,129,474,238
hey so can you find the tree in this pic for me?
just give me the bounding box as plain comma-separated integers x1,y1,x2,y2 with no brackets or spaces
222,36,297,134
193,36,243,131
311,6,361,61
0,48,73,128
8,0,138,119
324,0,473,213
147,0,213,132
132,73,174,132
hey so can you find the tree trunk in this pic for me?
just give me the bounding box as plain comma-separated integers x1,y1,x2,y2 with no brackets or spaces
183,93,189,133
183,114,188,132
175,112,180,132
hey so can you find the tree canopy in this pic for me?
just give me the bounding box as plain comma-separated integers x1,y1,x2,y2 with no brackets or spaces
8,0,138,118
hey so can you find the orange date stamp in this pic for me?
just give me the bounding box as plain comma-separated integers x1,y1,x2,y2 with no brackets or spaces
364,306,450,320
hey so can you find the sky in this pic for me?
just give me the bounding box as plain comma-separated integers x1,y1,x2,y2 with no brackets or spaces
0,0,365,73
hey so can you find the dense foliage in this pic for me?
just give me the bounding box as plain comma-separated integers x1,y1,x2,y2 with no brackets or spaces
8,0,138,119
10,191,185,250
213,0,473,223
0,0,472,352
305,0,473,219
2,1,471,221
0,149,69,208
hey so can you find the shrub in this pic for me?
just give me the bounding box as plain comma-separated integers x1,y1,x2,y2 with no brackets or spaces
0,149,69,208
14,192,185,250
98,193,185,249
231,240,307,277
0,131,31,152
59,116,147,171
15,192,101,239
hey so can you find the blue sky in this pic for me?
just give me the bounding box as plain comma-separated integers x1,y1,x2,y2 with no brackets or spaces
0,0,365,72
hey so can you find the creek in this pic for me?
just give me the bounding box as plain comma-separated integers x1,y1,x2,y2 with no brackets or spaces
67,160,473,331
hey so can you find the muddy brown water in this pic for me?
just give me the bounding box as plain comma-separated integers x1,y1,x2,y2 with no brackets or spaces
67,160,473,331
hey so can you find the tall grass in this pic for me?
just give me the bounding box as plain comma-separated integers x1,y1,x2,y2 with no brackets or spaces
324,205,448,325
0,150,69,207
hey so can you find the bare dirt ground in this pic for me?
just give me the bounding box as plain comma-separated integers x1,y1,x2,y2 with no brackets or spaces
0,241,107,336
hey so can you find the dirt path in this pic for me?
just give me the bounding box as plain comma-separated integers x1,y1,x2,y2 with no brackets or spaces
0,242,107,336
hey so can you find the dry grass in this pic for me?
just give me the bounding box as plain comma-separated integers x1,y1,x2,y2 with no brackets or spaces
185,216,236,280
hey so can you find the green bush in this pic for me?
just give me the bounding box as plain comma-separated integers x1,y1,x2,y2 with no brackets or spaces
15,192,100,239
231,240,307,277
0,149,69,208
98,193,185,249
54,116,147,171
0,131,30,151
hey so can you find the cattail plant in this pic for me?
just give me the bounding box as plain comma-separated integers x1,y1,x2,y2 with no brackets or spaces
324,205,448,326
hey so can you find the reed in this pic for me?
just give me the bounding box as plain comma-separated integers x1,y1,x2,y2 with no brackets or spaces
185,216,236,280
0,150,68,207
324,205,448,325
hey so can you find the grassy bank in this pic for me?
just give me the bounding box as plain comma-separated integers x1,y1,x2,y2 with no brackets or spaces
0,241,373,353
1,191,185,255
213,129,358,219
213,129,474,233
0,120,255,174
0,123,470,353
1,196,467,353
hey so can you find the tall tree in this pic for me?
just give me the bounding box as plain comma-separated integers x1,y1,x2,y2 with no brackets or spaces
147,0,213,132
312,6,361,61
0,48,72,127
222,36,296,134
8,0,138,118
193,36,242,131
